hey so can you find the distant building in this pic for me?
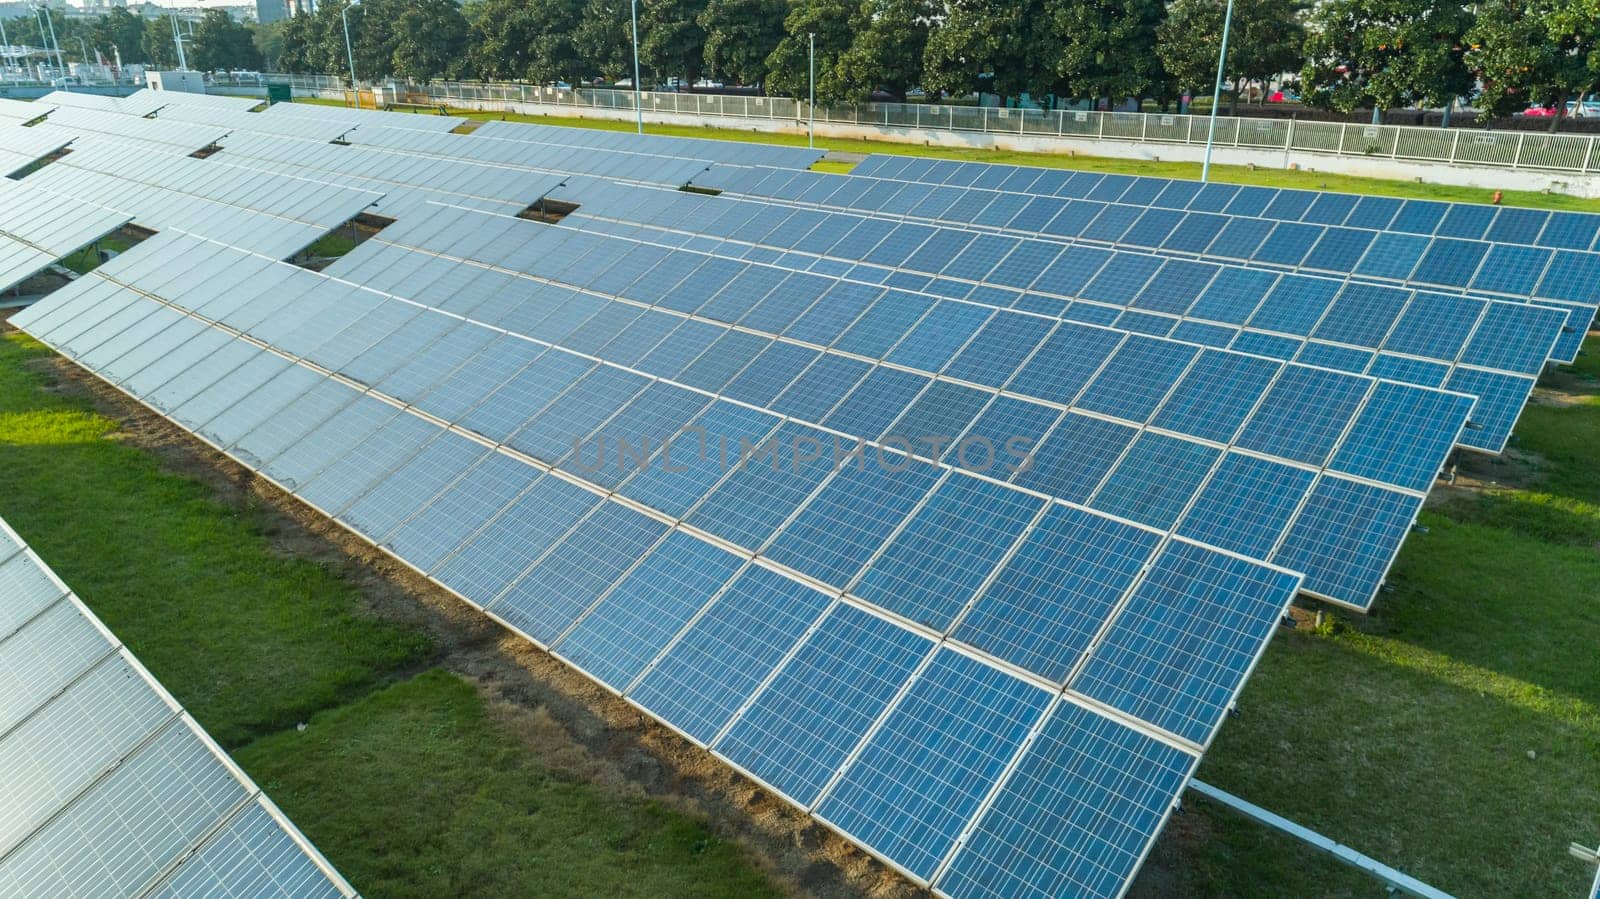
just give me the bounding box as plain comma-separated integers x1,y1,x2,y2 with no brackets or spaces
256,0,286,23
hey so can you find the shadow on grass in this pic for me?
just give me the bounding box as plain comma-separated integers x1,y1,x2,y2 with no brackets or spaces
1181,626,1599,898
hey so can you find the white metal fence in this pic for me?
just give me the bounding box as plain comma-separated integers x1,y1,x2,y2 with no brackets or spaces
250,73,1600,176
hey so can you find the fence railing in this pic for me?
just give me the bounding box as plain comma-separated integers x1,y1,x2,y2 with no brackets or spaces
246,73,1600,176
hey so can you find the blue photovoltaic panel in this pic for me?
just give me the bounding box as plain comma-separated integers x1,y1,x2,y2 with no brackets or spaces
1236,367,1370,466
1074,336,1197,423
490,502,669,645
1328,382,1474,492
1274,476,1419,606
1014,413,1137,503
1177,453,1317,558
1150,350,1280,444
764,454,942,589
853,474,1045,630
815,648,1052,881
685,422,853,549
715,603,931,804
554,532,745,692
1071,540,1300,745
1090,433,1222,530
628,565,832,745
936,700,1194,899
1444,368,1539,453
954,506,1162,683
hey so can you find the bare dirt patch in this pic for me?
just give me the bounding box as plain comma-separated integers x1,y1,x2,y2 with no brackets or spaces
15,331,915,899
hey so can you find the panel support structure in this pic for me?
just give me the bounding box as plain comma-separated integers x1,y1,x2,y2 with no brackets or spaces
1188,779,1454,899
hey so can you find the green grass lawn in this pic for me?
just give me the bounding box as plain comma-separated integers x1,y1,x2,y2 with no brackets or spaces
239,670,781,899
302,98,1600,212
0,329,785,895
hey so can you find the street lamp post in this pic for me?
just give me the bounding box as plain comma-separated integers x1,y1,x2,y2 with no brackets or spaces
35,6,64,81
807,32,815,149
1200,0,1234,183
629,0,641,133
168,12,187,70
0,18,14,71
342,0,360,101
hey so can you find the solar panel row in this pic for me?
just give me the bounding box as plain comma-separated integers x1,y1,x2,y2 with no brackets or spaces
0,178,131,293
472,118,826,170
528,181,1550,453
0,516,355,898
13,234,1306,897
7,140,382,259
348,124,715,188
855,153,1600,250
213,130,566,219
31,103,230,154
697,163,1596,364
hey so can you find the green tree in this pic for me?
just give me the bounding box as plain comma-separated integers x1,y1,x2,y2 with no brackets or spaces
251,20,286,71
391,0,470,80
276,11,326,73
141,17,180,69
835,0,933,101
922,0,1052,103
92,8,148,64
1158,0,1305,110
1300,0,1474,119
573,0,634,81
699,0,784,85
639,0,708,84
191,9,264,72
468,0,586,82
765,0,860,101
1048,0,1170,106
1469,0,1600,127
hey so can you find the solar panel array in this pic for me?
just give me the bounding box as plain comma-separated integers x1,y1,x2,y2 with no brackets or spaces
213,130,566,218
471,118,826,169
3,95,1585,899
542,178,1557,454
13,140,383,258
0,515,355,897
0,178,131,293
0,127,70,180
32,103,230,154
16,228,1308,897
771,156,1600,363
334,200,1473,610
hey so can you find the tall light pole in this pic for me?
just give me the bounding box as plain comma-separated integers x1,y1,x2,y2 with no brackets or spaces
168,12,187,70
1200,0,1234,183
0,18,14,71
342,0,360,100
629,0,641,133
807,32,815,149
43,6,63,74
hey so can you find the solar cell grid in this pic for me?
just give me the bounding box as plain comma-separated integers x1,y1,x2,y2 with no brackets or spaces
699,160,1593,362
12,114,1542,896
544,189,1561,444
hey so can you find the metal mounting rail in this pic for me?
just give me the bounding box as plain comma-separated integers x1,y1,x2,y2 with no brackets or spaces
1187,779,1454,898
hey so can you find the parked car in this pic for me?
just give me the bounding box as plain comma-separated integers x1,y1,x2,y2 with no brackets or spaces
1568,99,1600,117
1268,89,1299,103
1521,105,1560,117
